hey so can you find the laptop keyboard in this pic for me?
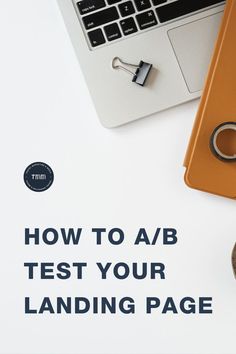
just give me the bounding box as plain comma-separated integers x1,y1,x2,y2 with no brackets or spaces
74,0,225,48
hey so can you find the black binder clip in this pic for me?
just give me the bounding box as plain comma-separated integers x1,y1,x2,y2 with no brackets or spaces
112,57,152,87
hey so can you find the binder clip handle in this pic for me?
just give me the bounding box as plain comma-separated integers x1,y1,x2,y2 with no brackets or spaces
210,122,236,162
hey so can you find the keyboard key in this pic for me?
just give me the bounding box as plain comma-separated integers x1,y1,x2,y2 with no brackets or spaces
156,0,224,23
119,1,135,17
104,23,122,41
107,0,122,4
136,10,157,30
83,7,119,30
120,17,138,36
134,0,151,12
88,28,106,47
152,0,167,5
77,0,106,15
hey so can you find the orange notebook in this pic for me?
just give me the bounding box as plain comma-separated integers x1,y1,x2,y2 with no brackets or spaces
184,0,236,199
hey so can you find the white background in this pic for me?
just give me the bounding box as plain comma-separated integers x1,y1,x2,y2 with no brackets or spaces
0,1,235,354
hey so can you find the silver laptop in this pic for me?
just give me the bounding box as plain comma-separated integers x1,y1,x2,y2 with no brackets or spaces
57,0,225,127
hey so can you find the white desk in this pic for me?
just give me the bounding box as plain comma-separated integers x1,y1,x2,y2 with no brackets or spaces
0,1,235,353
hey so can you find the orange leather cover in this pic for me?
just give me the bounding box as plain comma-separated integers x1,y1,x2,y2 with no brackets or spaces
184,0,236,199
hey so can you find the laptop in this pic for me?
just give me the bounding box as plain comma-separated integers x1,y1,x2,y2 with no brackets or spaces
57,0,226,127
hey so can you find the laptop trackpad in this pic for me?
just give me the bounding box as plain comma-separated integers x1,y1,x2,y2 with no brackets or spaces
168,12,223,93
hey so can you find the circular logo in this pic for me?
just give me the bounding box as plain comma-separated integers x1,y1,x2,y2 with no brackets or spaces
24,162,54,192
